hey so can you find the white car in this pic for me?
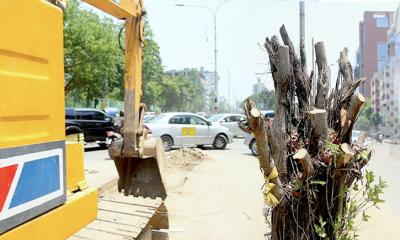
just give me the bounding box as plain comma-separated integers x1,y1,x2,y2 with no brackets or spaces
244,132,258,156
208,113,246,137
243,110,275,156
145,112,233,151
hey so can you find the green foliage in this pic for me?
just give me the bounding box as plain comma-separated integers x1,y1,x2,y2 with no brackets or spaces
244,88,276,110
364,171,387,206
141,23,164,109
64,2,205,111
64,0,123,105
314,216,328,239
354,100,383,132
324,140,341,156
331,169,387,240
160,70,205,112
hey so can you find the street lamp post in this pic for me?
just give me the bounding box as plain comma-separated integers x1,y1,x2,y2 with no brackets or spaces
176,0,231,113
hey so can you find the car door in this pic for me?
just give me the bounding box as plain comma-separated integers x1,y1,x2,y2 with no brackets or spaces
76,110,95,141
179,115,196,146
188,115,210,145
227,115,245,136
93,111,113,140
167,115,196,146
223,115,237,135
236,115,246,136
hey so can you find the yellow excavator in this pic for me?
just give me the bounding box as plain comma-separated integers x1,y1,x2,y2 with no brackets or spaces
0,0,166,239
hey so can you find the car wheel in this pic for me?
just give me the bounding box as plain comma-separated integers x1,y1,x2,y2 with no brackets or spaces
250,139,258,156
161,135,173,151
65,126,82,135
213,134,228,150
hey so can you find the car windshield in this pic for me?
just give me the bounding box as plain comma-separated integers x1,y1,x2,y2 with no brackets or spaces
146,114,168,123
208,114,224,122
144,115,155,122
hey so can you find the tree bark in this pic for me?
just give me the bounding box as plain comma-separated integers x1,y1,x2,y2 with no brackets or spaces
315,41,330,109
339,93,366,143
253,27,374,240
309,109,328,156
270,45,291,175
293,148,313,177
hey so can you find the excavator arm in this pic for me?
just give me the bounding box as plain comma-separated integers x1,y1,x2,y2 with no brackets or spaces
77,0,167,199
54,0,166,197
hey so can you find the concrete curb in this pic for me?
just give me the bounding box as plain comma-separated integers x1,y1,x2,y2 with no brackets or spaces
383,139,400,145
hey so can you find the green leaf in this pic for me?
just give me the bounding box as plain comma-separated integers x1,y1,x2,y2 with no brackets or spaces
310,180,327,186
362,211,370,222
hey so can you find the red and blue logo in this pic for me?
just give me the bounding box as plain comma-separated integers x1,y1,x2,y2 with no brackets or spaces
0,148,64,222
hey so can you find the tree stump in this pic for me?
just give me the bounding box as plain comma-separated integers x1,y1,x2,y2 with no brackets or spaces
242,25,385,240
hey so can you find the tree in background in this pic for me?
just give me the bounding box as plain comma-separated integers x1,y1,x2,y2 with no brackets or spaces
63,1,205,112
252,88,276,110
64,0,123,106
242,88,276,111
354,100,382,133
160,69,205,112
141,22,164,109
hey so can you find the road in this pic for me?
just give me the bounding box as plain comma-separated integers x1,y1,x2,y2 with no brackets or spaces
165,141,266,240
357,142,400,240
83,140,400,239
83,144,117,190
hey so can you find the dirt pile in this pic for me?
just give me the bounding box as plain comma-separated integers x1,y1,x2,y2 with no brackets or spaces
165,148,208,171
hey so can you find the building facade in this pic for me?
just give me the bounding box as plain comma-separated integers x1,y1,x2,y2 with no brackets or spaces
200,67,219,113
355,11,394,100
368,8,400,137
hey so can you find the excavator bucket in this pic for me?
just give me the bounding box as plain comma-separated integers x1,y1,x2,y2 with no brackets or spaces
109,137,167,199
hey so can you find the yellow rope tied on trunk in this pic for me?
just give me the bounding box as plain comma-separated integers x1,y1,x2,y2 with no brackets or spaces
263,166,280,207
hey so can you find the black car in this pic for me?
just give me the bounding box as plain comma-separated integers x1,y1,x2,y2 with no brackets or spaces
65,108,115,148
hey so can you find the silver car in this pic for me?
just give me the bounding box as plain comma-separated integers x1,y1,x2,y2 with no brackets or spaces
145,112,233,151
244,132,258,156
243,110,275,156
208,113,246,137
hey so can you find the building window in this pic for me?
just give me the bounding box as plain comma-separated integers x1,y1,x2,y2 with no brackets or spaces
377,42,388,69
377,43,388,60
375,15,389,28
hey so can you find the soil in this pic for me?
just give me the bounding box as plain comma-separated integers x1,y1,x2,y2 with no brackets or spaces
165,148,208,171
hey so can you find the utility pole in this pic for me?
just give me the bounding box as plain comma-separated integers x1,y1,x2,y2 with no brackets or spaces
300,0,305,41
176,0,231,113
228,69,231,112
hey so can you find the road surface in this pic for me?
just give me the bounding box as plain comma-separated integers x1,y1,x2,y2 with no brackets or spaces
357,142,400,240
83,144,117,190
165,141,266,240
83,140,400,239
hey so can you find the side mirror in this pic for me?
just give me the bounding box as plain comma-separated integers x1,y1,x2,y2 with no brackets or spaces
207,121,212,126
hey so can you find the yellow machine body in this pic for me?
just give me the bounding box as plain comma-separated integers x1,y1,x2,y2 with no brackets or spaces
0,0,97,238
0,0,165,238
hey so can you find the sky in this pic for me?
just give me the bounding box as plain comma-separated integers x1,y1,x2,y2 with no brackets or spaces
82,0,399,107
143,0,399,107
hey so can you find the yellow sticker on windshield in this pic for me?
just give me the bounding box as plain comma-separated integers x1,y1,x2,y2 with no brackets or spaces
182,127,196,136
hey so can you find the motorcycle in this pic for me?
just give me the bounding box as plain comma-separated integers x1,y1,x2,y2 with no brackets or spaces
106,131,122,147
376,132,383,143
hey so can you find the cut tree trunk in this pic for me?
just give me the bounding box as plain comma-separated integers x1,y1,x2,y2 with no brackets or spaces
243,25,372,240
